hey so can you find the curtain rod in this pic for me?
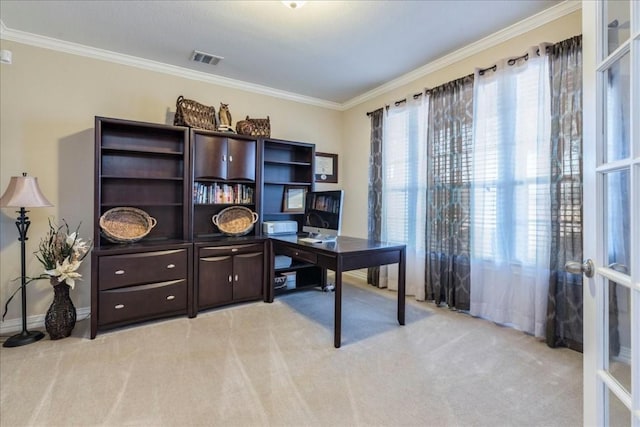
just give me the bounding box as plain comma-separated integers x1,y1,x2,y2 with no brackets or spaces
366,91,425,116
478,45,551,76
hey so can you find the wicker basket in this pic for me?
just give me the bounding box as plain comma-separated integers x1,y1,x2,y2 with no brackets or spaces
212,206,259,236
99,207,157,243
236,116,270,137
173,95,219,130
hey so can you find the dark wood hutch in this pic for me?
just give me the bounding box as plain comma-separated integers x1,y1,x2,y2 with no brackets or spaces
91,117,323,338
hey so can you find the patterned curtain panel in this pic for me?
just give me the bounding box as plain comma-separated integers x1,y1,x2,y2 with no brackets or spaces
545,35,584,350
367,108,384,287
425,76,473,310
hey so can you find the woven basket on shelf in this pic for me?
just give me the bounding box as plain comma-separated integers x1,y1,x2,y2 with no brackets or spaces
173,95,219,130
236,116,270,137
99,207,157,243
211,206,259,236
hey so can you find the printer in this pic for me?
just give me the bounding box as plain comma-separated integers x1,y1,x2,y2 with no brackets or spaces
262,220,298,235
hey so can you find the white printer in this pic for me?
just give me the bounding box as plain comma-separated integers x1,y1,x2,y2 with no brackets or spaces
262,220,298,235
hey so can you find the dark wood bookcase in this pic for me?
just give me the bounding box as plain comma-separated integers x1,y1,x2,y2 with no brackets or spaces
94,117,190,245
261,138,315,232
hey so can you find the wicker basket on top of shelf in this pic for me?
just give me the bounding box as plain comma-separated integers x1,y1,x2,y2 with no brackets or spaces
99,207,157,243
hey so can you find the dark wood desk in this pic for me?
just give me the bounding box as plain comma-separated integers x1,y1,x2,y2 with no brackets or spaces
268,235,406,348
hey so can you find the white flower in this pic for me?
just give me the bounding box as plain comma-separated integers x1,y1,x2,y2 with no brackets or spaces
67,232,89,258
65,232,78,247
45,257,83,289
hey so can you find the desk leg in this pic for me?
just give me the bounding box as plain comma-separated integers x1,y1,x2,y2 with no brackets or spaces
334,266,342,348
398,247,406,325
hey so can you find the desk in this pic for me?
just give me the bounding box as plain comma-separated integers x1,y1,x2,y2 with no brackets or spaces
268,235,406,348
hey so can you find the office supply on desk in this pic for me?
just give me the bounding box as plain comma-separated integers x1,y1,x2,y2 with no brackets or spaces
298,237,323,244
263,220,298,235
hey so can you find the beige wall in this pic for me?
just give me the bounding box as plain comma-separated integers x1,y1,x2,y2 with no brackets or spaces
0,40,342,323
0,9,581,326
340,10,582,239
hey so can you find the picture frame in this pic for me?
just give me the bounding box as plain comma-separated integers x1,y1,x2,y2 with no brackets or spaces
282,185,307,213
315,152,338,183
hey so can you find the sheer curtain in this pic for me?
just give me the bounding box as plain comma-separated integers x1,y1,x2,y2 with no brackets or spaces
470,46,552,337
380,96,427,299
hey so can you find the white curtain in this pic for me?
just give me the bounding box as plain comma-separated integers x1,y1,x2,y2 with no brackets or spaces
380,96,428,300
470,46,551,337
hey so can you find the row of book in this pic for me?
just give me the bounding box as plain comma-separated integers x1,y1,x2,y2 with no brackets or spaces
194,182,254,204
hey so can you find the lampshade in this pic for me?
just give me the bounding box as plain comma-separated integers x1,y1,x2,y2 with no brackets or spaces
0,174,53,208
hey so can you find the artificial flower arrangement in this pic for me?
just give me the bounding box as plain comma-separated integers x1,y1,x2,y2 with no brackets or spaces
2,219,91,321
36,218,92,289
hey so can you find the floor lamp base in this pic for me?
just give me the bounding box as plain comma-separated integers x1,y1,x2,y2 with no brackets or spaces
3,330,45,348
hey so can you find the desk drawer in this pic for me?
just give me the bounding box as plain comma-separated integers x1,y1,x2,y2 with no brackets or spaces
199,243,263,258
278,245,317,264
98,279,187,325
98,249,187,290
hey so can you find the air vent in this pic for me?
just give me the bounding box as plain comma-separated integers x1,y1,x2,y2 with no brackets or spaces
191,50,223,66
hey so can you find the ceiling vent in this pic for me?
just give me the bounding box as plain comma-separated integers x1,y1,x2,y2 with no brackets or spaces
191,50,223,66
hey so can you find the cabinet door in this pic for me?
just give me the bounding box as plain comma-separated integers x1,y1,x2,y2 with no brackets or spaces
227,138,256,181
193,134,227,179
233,252,263,300
198,255,233,307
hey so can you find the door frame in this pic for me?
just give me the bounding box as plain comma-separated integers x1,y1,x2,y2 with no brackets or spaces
582,1,639,425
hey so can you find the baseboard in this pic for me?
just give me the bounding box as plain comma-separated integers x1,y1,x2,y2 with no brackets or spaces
344,269,368,283
0,274,367,335
0,306,91,335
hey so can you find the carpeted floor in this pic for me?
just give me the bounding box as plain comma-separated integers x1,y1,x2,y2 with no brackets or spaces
280,284,431,345
0,280,582,426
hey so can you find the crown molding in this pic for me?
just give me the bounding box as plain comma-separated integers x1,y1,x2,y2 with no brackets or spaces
0,21,342,111
341,0,582,110
1,1,580,112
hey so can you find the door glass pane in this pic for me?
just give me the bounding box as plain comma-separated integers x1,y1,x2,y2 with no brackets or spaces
608,389,631,426
606,0,631,55
604,52,631,162
608,280,631,393
605,169,631,272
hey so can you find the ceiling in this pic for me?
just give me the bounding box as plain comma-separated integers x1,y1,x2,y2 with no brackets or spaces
0,0,567,106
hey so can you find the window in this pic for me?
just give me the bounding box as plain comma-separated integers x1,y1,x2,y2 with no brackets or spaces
471,56,551,266
382,100,427,250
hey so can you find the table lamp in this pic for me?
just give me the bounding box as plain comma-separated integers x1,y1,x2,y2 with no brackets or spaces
0,173,53,347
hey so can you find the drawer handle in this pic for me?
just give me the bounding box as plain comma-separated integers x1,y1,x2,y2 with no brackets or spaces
115,304,125,309
295,252,299,256
234,274,239,282
231,248,238,252
166,295,175,301
166,264,176,269
228,275,232,283
115,270,125,275
229,155,233,162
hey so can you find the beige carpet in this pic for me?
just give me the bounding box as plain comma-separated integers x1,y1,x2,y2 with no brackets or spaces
0,281,582,427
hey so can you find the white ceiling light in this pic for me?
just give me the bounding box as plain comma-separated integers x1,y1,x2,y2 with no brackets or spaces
282,1,306,9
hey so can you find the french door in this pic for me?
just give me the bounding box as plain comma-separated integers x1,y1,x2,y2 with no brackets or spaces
583,0,639,425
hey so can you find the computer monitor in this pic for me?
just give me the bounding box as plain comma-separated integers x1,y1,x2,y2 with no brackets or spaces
302,190,344,241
